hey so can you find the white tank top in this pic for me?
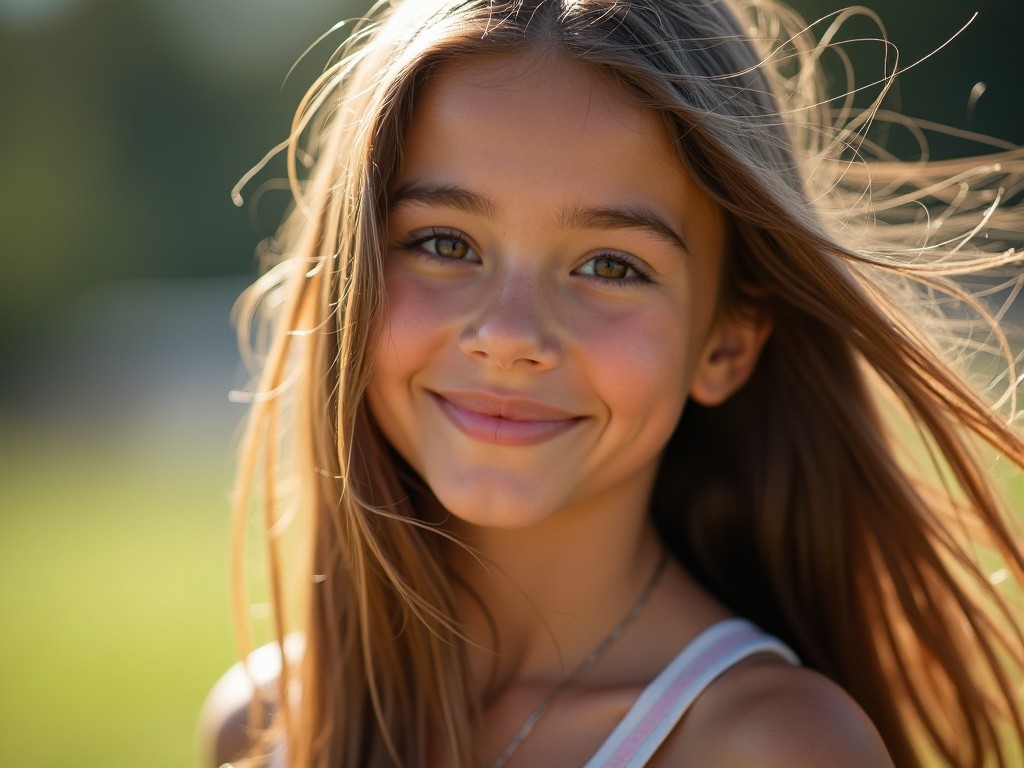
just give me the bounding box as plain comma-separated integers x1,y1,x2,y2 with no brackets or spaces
263,618,797,767
583,617,799,767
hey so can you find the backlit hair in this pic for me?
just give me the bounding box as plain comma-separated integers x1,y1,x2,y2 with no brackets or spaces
229,1,1024,765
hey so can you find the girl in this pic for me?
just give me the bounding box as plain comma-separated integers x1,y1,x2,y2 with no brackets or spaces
201,0,1024,766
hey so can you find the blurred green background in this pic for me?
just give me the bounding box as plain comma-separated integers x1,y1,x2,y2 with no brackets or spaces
0,1,1021,766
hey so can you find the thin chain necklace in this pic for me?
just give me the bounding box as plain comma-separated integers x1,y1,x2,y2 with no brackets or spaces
488,551,670,768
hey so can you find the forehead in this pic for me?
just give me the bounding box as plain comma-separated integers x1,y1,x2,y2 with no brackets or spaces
417,51,667,148
401,51,679,177
395,52,724,249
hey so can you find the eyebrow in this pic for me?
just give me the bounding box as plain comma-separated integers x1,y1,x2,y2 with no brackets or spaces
391,182,498,218
390,181,689,255
557,204,689,255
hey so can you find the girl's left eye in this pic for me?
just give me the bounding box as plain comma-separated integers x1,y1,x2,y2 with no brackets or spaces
575,254,649,284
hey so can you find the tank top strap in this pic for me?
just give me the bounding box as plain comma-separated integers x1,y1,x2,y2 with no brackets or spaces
582,617,799,768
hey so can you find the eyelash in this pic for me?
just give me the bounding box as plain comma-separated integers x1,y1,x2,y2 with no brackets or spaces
401,228,653,287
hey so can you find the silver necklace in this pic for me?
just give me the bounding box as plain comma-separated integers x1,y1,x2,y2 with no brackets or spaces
488,552,670,768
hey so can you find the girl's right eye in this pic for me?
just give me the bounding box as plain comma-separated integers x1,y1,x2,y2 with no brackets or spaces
406,230,479,263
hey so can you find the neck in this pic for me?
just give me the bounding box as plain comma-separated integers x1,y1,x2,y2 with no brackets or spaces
442,479,665,698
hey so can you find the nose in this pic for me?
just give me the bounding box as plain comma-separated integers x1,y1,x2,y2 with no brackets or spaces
457,269,562,371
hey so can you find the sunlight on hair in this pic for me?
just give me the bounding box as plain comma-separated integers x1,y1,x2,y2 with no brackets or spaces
213,3,1024,767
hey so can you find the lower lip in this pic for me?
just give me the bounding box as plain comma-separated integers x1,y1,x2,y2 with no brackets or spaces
431,394,582,447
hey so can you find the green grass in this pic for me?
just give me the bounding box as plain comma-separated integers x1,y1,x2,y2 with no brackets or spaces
0,429,238,768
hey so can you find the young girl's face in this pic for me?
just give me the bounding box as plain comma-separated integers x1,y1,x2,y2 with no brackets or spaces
367,52,728,530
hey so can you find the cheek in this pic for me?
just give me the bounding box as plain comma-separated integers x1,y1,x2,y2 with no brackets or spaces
368,272,435,432
375,269,454,371
571,301,693,424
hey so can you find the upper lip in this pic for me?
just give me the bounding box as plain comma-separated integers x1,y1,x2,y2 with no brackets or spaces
431,390,580,422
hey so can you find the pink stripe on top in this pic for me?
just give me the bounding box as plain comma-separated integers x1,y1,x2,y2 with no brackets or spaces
583,618,798,768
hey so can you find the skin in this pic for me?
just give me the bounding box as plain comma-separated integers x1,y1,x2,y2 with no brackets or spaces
199,50,894,768
363,51,893,767
370,56,726,534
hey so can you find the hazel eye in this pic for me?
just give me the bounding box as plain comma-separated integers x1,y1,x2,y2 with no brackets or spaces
421,234,474,261
589,256,629,279
576,254,645,281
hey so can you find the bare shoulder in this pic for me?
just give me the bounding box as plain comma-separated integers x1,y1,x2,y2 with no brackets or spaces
659,657,894,768
196,637,300,767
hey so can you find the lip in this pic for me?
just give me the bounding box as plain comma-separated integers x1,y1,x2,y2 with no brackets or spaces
429,390,583,447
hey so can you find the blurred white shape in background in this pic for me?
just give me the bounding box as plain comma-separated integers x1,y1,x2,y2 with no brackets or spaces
0,0,86,28
15,277,251,457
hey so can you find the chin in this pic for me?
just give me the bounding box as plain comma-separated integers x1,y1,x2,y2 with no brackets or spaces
433,484,565,532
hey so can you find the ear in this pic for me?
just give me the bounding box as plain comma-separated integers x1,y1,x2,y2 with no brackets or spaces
689,309,773,407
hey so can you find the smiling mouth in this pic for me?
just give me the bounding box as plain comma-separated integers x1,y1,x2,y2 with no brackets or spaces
430,391,583,447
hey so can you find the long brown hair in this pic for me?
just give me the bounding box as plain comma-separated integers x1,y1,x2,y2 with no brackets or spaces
229,1,1024,765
